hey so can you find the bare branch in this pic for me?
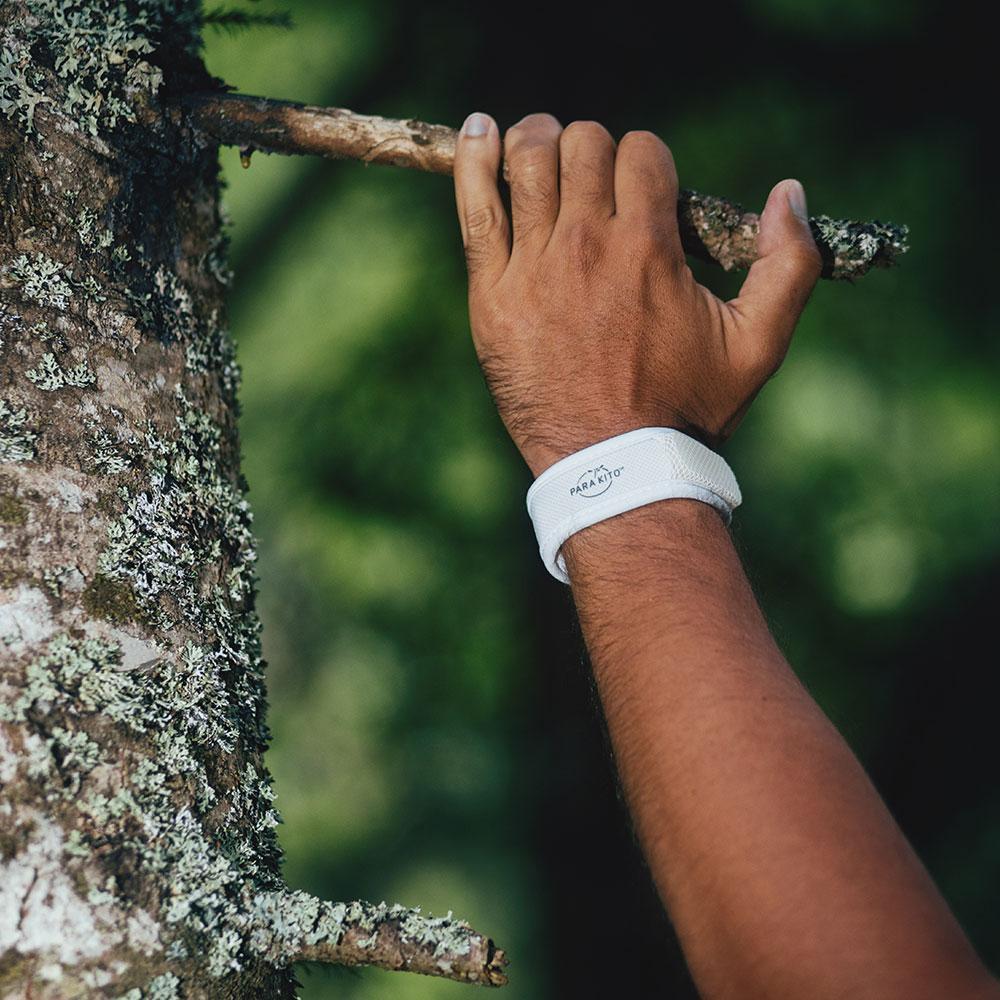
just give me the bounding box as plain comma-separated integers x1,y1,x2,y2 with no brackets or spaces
181,91,909,280
182,91,457,173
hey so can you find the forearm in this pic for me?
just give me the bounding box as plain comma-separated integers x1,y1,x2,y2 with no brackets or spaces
564,500,995,1000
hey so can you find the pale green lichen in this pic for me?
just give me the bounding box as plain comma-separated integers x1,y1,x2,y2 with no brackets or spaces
112,970,180,1000
95,391,264,754
91,427,131,474
49,726,102,777
0,400,38,462
146,972,181,999
65,829,92,859
21,730,55,780
75,208,115,251
153,267,198,343
79,274,108,302
11,0,194,136
810,215,910,279
11,628,276,974
9,376,290,979
0,46,51,132
25,352,97,390
9,634,146,731
4,252,74,310
184,310,240,400
201,229,234,288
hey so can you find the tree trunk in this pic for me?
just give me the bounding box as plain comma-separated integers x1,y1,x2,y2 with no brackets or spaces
0,2,503,996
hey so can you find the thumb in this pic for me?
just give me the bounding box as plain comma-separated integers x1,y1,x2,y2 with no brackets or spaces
727,179,822,376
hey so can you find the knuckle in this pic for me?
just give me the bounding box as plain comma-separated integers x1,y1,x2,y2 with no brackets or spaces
634,218,672,248
507,142,552,181
514,144,554,177
774,240,823,287
505,145,556,197
563,158,607,196
465,203,500,238
620,217,683,263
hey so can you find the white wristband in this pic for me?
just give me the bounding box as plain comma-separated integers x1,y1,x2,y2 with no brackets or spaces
525,427,741,583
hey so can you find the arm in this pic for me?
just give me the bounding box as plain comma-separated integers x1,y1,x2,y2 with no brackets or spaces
452,111,999,999
565,501,995,999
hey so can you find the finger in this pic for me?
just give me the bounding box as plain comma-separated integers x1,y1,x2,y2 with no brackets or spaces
726,179,822,377
503,113,562,255
613,130,682,256
557,120,616,222
454,112,510,288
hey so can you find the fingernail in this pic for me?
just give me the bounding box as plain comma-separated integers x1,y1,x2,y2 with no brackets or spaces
462,112,490,138
786,179,808,223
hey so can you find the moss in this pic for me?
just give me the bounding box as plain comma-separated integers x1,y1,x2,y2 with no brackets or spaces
70,866,91,898
0,492,27,525
81,574,147,626
94,489,122,514
0,954,33,993
0,830,22,861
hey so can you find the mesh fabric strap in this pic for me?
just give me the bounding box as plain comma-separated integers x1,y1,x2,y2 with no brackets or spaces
525,427,741,583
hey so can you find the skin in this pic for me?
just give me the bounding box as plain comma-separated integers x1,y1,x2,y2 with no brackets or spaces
453,111,1000,999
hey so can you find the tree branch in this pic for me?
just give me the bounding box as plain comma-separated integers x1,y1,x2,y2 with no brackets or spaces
250,893,508,987
181,91,909,280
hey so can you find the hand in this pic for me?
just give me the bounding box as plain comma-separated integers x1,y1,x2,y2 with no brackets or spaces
453,112,822,476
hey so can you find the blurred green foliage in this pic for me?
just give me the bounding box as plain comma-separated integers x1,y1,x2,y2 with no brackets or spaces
203,2,999,995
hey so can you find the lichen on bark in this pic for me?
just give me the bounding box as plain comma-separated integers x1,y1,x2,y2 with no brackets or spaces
0,1,504,996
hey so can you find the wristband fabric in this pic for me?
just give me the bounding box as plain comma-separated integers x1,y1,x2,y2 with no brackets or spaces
525,427,741,583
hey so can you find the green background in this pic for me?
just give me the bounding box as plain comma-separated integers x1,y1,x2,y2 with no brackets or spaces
202,2,1000,995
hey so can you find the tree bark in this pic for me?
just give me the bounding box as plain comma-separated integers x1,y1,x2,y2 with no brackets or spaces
0,2,504,996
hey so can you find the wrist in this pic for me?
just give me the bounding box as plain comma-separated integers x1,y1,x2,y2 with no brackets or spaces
561,499,725,577
517,413,697,479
